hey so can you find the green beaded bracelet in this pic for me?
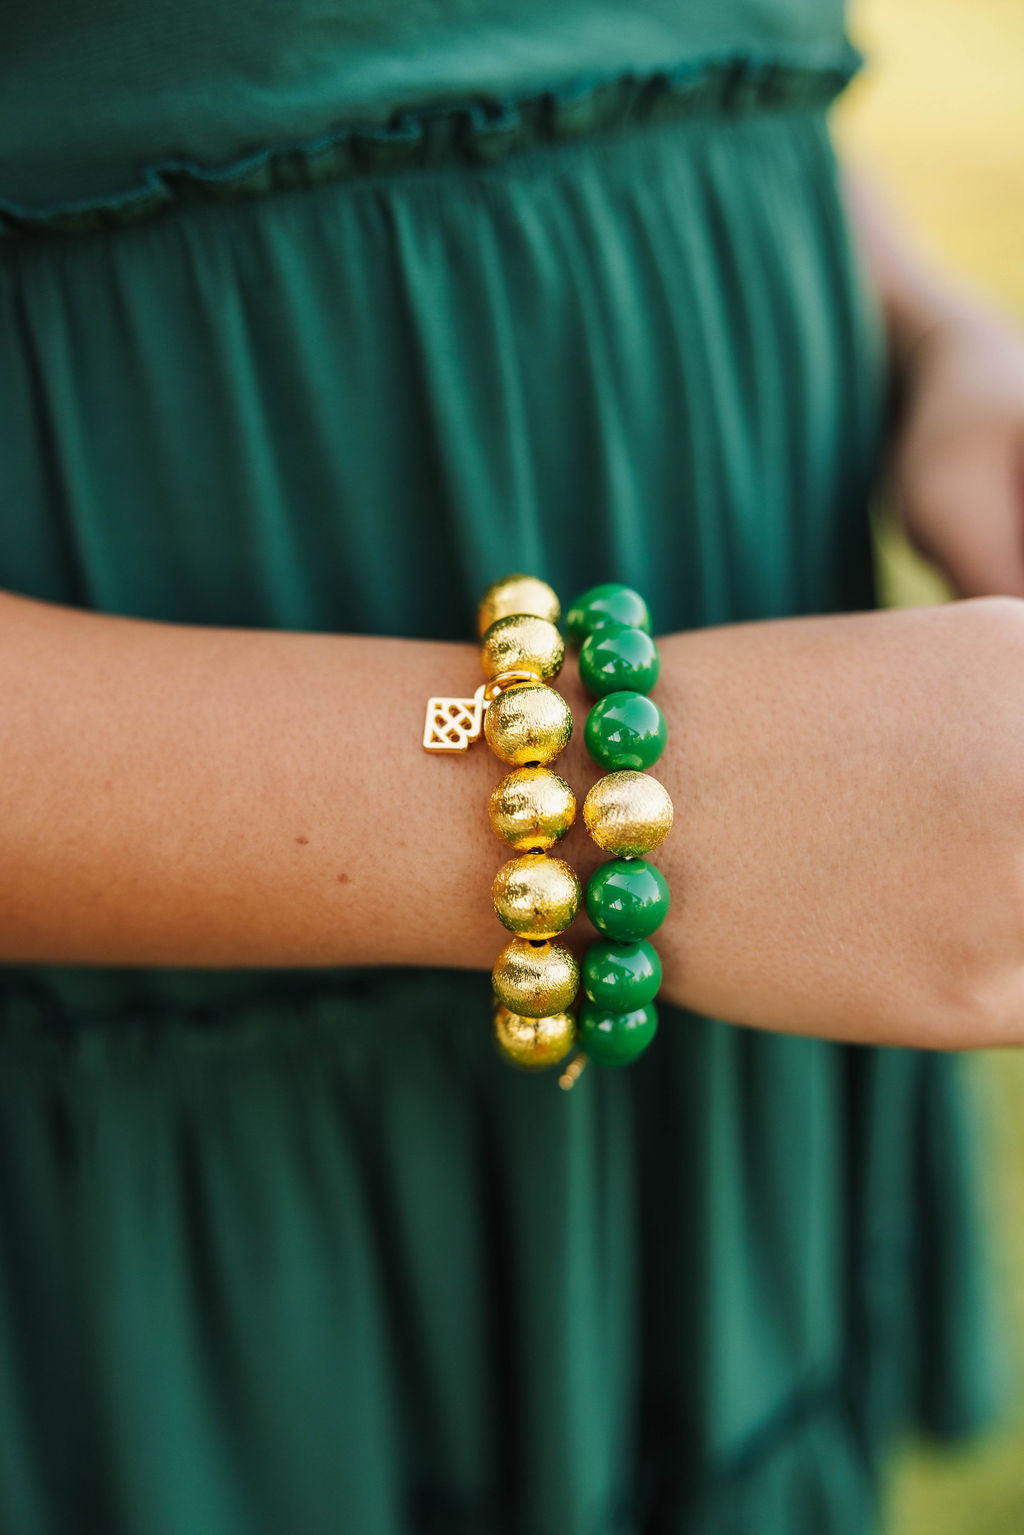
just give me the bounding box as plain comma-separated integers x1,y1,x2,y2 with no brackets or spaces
566,582,673,1067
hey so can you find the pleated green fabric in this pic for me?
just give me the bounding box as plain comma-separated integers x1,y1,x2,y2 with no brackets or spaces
0,5,1006,1532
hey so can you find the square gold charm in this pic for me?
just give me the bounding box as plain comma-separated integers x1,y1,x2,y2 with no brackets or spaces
423,686,486,751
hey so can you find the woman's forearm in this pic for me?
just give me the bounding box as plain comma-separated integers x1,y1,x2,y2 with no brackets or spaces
0,591,517,969
5,590,1024,1051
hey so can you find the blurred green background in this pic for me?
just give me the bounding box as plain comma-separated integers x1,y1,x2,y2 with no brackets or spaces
836,4,1024,1530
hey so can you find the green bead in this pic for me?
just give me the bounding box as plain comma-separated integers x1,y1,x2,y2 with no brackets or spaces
566,583,651,643
582,939,662,1010
579,1000,658,1065
585,859,671,941
579,625,660,697
584,691,667,771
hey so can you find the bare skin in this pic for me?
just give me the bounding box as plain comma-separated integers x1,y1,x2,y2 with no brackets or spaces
844,164,1024,596
2,173,1024,1052
3,591,1024,1054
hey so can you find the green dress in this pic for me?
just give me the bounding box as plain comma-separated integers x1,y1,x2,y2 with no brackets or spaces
0,3,1004,1531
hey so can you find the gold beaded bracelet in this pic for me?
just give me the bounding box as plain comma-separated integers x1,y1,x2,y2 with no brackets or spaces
566,584,674,1067
424,575,583,1077
423,574,673,1086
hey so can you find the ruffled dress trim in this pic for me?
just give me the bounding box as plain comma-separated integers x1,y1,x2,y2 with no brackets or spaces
0,41,862,239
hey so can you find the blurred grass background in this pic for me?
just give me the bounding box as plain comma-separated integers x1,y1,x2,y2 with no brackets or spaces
835,4,1024,1531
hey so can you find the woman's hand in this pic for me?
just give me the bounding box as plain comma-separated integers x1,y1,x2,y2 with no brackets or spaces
894,296,1024,598
842,162,1024,599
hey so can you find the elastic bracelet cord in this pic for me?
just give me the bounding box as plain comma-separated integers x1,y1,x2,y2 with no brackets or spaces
566,583,674,1067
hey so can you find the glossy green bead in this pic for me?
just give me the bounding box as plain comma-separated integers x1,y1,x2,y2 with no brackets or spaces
579,625,660,697
585,859,671,941
584,691,667,771
582,938,662,1010
579,1001,658,1065
565,583,651,643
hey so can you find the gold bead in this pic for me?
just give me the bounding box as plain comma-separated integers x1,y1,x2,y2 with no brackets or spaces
480,614,565,684
583,770,674,856
477,574,561,638
492,854,581,939
492,937,580,1017
484,683,573,766
494,1005,577,1071
488,767,576,852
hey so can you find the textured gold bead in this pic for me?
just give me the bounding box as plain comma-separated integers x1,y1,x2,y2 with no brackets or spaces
488,767,576,851
492,854,581,939
480,614,565,684
477,575,561,639
492,937,580,1017
484,683,573,766
583,770,674,856
494,1005,577,1071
